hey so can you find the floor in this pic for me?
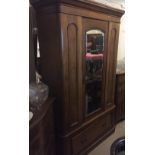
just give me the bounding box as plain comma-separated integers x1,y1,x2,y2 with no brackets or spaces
88,120,125,155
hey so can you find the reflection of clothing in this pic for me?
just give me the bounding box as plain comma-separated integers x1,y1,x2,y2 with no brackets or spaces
86,53,103,60
86,53,104,80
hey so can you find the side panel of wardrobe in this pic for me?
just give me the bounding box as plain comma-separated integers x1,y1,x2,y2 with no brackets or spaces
105,22,120,109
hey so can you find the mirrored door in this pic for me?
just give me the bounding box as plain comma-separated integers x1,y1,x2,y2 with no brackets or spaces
85,29,105,115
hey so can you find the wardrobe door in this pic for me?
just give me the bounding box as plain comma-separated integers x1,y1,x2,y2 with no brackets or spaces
82,18,108,118
60,14,83,132
105,22,120,109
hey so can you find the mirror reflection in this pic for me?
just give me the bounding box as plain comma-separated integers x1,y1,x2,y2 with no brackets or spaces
85,30,104,115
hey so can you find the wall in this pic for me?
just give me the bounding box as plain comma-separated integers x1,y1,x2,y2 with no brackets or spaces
117,14,125,61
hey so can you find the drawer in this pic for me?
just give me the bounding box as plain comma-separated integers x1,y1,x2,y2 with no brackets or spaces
71,114,112,155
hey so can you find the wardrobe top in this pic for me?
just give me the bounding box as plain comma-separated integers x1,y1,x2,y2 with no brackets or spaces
30,0,125,17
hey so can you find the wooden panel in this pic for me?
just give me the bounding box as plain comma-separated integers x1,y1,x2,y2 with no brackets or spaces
67,23,79,127
36,4,120,23
59,4,121,23
31,0,124,18
37,13,65,135
55,107,115,155
71,113,112,155
60,14,83,131
105,22,120,108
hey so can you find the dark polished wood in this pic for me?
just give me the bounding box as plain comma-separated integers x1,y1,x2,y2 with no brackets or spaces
115,73,125,123
56,106,115,155
30,0,124,17
71,110,114,155
105,22,120,109
31,1,125,154
29,98,56,155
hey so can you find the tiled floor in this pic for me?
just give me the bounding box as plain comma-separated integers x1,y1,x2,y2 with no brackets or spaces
88,121,125,155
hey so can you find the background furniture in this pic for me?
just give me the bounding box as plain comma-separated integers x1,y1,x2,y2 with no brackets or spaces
29,6,36,82
29,98,56,155
29,5,56,155
31,0,124,154
115,73,125,123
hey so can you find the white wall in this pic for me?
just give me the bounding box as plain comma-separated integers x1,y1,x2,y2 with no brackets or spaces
117,15,125,61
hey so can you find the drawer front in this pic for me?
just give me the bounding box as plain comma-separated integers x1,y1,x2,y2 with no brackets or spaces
71,113,112,155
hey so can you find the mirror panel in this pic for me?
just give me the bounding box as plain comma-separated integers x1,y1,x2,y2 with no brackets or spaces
85,29,104,115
